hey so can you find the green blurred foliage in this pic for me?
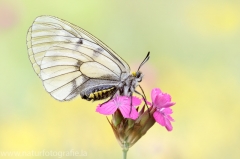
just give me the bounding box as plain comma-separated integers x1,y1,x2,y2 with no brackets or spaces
0,0,240,159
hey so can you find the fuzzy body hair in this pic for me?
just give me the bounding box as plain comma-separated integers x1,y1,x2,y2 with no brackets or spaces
117,72,143,96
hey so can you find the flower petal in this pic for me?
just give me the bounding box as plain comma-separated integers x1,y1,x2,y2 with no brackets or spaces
154,93,175,108
162,108,174,121
131,96,142,106
163,107,173,115
96,101,117,115
151,88,162,104
119,104,139,120
166,114,174,122
153,111,165,126
164,118,173,131
153,110,174,131
154,94,167,108
163,93,172,102
162,102,176,108
118,96,142,107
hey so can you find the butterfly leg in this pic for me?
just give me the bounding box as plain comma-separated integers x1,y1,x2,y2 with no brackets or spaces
134,89,150,116
138,85,149,107
129,92,133,116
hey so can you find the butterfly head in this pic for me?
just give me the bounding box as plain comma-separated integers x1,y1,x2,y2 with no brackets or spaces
132,71,143,82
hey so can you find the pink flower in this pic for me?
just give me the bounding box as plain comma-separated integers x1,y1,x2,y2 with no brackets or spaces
151,88,175,108
150,88,175,131
96,96,141,120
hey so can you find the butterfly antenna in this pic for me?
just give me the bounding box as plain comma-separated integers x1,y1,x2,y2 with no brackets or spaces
137,52,150,71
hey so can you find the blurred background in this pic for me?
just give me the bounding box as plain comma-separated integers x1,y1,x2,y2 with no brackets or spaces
0,0,240,158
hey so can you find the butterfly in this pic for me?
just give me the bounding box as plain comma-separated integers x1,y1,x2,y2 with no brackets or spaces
26,16,150,102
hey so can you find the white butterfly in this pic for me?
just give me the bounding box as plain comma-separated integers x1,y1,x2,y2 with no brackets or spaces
27,16,149,102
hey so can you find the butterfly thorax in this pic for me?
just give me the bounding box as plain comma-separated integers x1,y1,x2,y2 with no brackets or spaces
119,71,143,96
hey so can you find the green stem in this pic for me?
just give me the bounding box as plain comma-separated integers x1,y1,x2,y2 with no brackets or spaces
122,149,128,159
122,142,129,159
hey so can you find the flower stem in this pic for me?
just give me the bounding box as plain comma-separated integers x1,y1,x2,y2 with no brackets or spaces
122,142,129,159
122,149,128,159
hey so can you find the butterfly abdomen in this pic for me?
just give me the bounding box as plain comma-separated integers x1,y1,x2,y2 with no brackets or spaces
81,87,116,101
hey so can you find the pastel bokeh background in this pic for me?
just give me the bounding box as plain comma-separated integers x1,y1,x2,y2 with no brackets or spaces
0,0,240,158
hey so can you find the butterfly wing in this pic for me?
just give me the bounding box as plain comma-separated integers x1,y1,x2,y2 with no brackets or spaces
27,15,130,101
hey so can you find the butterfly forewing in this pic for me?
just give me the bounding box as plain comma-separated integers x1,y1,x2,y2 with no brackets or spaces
27,16,130,101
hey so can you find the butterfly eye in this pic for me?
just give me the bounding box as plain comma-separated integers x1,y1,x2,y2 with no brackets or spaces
136,72,141,78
